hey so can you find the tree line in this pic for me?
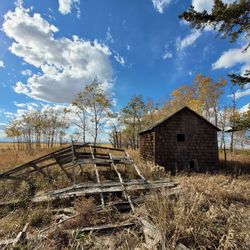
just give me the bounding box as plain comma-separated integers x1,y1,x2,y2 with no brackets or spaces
5,107,67,150
5,75,250,152
109,74,250,152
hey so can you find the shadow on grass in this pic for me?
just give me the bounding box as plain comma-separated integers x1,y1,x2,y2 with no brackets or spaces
218,159,250,176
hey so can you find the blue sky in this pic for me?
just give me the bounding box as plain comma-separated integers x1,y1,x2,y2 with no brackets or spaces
0,0,249,140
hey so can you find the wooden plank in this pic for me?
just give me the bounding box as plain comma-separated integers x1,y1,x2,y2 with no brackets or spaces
31,163,51,180
33,179,178,203
15,161,58,177
140,219,161,248
0,146,71,178
125,151,147,181
12,223,29,247
176,243,190,250
71,142,76,184
90,145,125,152
64,222,135,234
90,145,105,208
53,153,73,181
0,175,26,181
109,152,134,211
49,178,172,195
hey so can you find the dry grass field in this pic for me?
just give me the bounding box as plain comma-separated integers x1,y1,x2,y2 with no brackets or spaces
0,144,249,249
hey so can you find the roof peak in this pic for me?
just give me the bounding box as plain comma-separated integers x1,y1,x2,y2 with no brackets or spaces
139,106,221,134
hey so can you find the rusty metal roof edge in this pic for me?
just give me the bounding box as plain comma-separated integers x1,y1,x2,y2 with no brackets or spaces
139,106,221,135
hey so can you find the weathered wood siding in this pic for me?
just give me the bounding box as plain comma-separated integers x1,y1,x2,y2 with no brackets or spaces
140,108,219,173
139,131,155,163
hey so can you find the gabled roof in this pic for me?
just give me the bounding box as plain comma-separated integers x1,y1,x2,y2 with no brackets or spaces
139,106,221,134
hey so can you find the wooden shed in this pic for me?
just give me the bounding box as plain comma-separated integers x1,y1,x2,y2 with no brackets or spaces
139,106,220,173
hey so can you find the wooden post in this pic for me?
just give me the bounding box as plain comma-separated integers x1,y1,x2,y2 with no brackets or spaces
71,141,76,185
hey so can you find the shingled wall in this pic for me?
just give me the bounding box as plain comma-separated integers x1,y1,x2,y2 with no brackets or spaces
139,108,219,173
139,131,155,163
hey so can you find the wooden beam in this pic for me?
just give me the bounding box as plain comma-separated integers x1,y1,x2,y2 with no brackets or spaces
12,223,29,247
64,222,135,234
53,153,73,181
31,163,51,180
0,175,26,181
33,179,178,203
90,145,125,152
71,142,76,184
125,151,147,181
109,152,135,211
90,145,105,208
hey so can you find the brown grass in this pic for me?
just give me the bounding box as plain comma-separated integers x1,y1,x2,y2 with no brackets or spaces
137,174,250,249
0,146,249,249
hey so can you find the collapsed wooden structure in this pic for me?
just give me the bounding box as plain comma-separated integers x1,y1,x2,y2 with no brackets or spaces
0,143,179,210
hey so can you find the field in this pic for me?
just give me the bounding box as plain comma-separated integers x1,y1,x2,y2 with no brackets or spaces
0,143,249,249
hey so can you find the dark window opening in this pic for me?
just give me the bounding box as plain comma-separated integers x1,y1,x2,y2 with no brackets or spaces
189,160,195,169
177,134,185,142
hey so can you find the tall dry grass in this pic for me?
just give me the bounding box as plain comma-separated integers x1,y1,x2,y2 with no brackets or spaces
0,147,249,249
137,174,250,249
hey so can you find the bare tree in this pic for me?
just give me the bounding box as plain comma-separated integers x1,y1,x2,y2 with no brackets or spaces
71,78,112,146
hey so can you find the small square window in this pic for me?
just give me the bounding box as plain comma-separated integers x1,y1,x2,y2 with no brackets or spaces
177,134,185,142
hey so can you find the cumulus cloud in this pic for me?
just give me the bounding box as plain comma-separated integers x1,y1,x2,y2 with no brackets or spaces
151,0,171,14
212,45,250,75
58,0,80,15
0,61,5,68
176,30,201,51
3,6,113,103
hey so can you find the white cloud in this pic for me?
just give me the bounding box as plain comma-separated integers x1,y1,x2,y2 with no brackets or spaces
3,6,113,103
235,83,250,100
58,0,80,15
114,53,125,66
212,45,250,75
151,0,171,14
192,0,235,13
14,101,39,108
106,27,114,43
21,69,32,76
0,61,5,68
0,123,7,130
235,89,250,100
176,29,201,51
227,83,250,100
162,51,172,60
14,81,29,95
239,103,250,113
192,0,213,13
